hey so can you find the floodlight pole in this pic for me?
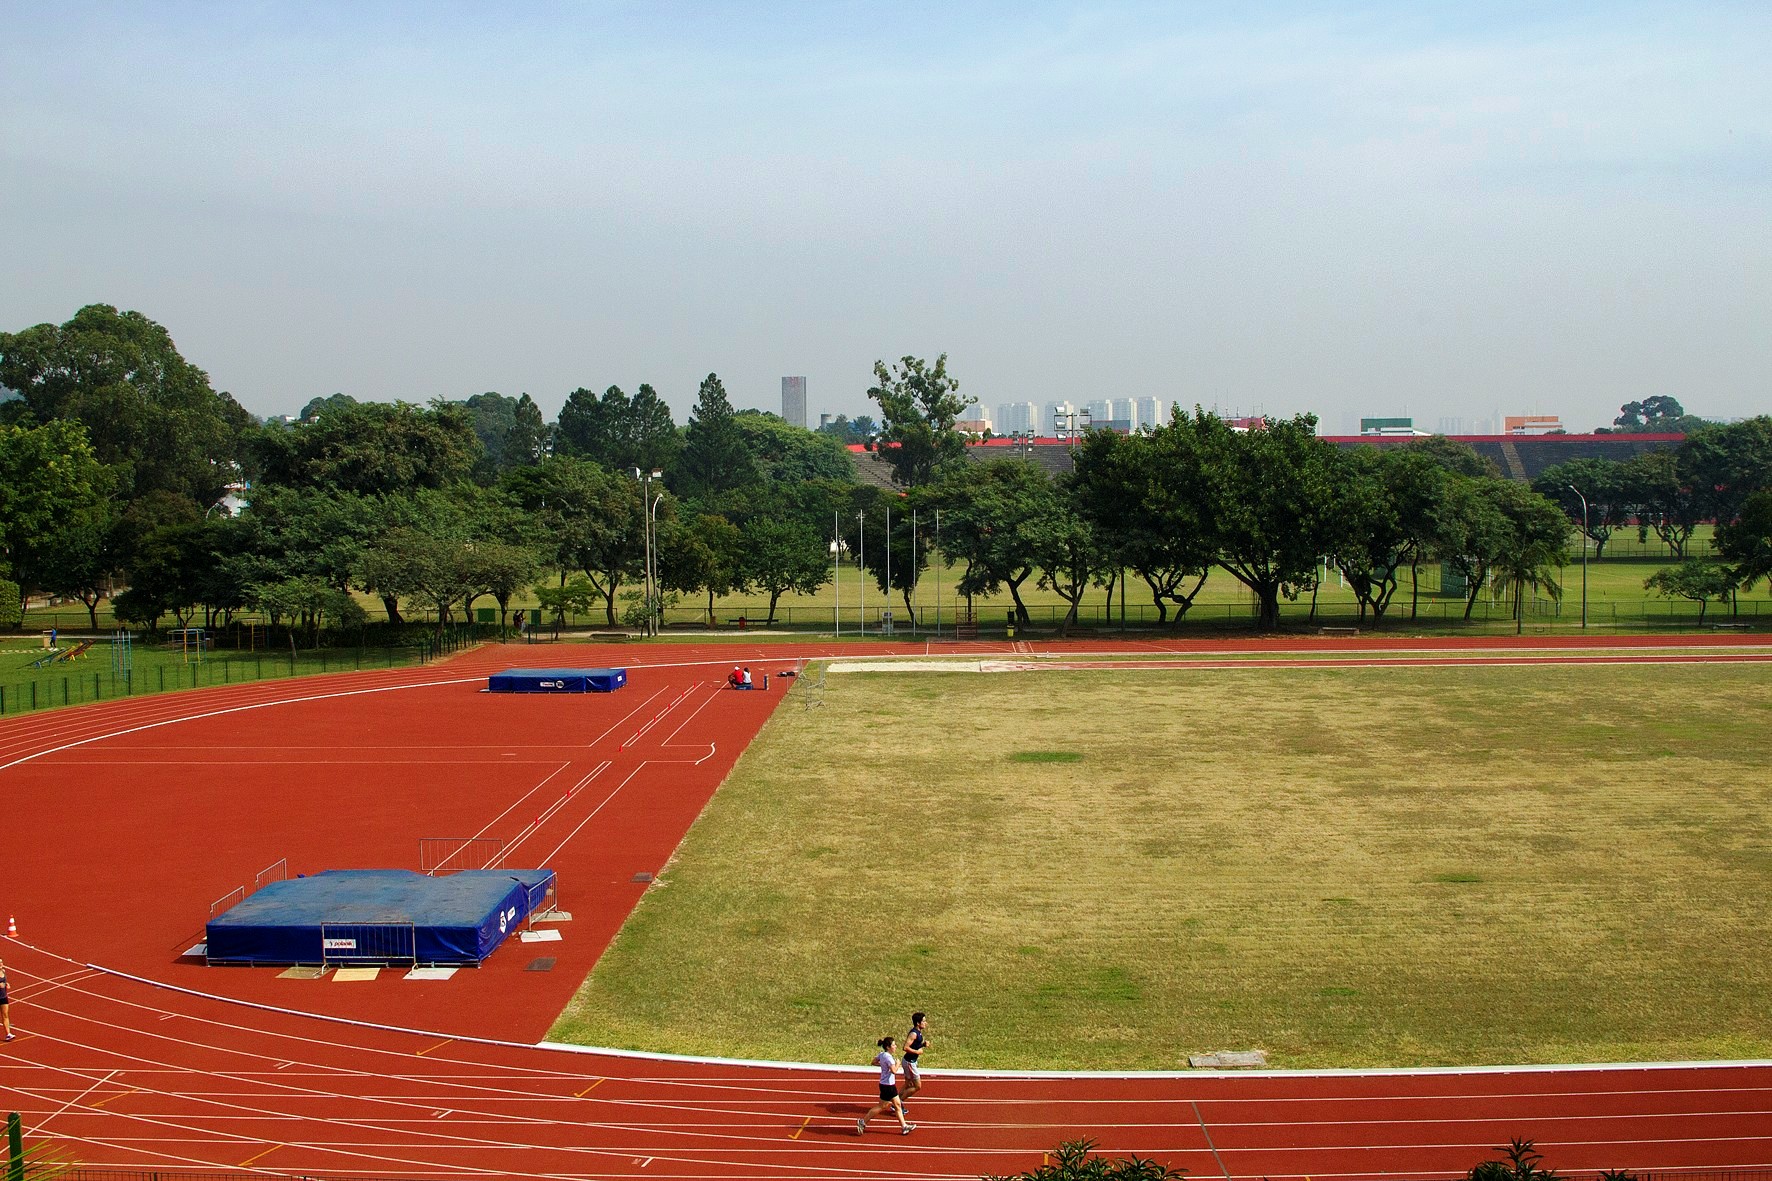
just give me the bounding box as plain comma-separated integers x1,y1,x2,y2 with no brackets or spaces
857,510,865,636
831,511,840,638
911,509,918,636
1568,483,1589,629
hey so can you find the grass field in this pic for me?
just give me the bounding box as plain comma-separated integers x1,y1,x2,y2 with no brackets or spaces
549,662,1772,1069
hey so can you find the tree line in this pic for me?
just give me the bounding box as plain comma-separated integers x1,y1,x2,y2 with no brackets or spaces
3,304,1771,638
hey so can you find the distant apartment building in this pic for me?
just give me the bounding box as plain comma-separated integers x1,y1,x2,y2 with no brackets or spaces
1134,396,1167,430
781,377,807,428
995,401,1038,434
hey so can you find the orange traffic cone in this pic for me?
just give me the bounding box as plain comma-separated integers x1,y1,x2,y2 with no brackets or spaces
5,915,16,938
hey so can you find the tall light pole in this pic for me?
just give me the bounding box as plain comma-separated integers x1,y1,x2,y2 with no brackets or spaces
831,511,841,638
634,468,663,635
1568,483,1589,630
857,510,866,636
647,478,663,635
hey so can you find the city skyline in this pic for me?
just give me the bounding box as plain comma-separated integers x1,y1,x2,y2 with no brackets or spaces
2,5,1766,434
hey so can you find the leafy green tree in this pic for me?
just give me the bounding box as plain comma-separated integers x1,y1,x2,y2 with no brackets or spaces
1069,428,1214,624
739,515,831,623
1613,395,1686,431
298,393,360,421
1644,558,1736,624
1488,481,1571,634
250,399,481,495
1534,458,1630,559
247,576,367,645
1029,494,1109,633
0,304,252,505
0,419,109,602
501,456,644,624
926,460,1052,623
1622,450,1703,558
556,383,679,474
1676,415,1772,526
233,487,387,599
1189,410,1339,630
677,374,754,498
1401,435,1501,479
1430,476,1513,620
732,410,856,484
110,518,219,629
462,539,541,631
867,354,973,488
984,1138,1185,1181
1716,488,1772,594
659,512,743,625
35,497,122,629
1324,447,1405,621
535,576,602,633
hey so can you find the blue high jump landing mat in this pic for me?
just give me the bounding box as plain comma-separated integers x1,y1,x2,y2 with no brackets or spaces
205,868,556,966
487,668,627,693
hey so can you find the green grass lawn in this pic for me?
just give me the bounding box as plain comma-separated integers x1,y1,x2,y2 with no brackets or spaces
549,662,1772,1069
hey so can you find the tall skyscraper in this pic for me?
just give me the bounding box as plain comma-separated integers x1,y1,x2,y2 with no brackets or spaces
782,376,807,428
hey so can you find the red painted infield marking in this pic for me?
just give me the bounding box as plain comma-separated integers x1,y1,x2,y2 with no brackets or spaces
3,640,1771,1178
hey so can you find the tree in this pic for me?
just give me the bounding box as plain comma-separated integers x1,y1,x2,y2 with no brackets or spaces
1622,450,1703,558
678,374,754,498
556,383,679,474
1534,458,1630,559
1324,447,1450,623
867,354,974,488
1401,435,1501,479
250,399,481,496
0,419,109,603
501,457,643,624
1069,428,1215,625
739,515,831,624
1488,481,1570,634
1676,416,1772,526
1614,395,1685,430
1644,558,1735,624
731,410,856,484
0,304,252,505
926,460,1054,623
1189,410,1339,630
659,512,743,626
1030,495,1110,634
1429,476,1511,620
1715,489,1772,594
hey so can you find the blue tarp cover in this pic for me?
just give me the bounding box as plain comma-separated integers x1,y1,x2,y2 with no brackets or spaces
206,868,555,966
487,668,627,693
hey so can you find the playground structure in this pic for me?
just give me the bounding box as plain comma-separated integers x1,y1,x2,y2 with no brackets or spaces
26,638,93,670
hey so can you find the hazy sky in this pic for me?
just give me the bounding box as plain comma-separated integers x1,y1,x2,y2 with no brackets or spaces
3,2,1767,434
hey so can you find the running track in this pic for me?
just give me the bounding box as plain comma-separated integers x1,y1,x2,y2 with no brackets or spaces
2,635,1770,1179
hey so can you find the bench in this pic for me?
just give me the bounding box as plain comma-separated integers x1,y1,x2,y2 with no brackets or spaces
1318,626,1359,637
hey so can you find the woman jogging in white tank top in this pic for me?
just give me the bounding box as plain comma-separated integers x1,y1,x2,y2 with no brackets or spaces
856,1035,914,1135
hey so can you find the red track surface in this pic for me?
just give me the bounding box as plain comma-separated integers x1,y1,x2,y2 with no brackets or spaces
2,636,1770,1179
